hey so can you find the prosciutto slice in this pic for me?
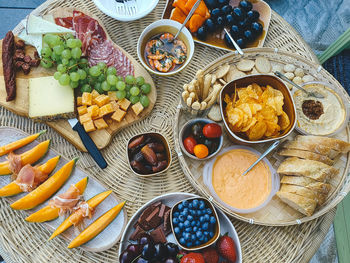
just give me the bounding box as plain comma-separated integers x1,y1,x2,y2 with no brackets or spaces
69,201,94,226
15,164,48,192
49,184,82,215
7,152,22,175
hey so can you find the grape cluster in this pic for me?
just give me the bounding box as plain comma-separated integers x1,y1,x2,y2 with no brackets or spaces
41,33,151,107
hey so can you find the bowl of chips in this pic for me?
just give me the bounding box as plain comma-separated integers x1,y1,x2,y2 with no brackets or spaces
220,74,296,144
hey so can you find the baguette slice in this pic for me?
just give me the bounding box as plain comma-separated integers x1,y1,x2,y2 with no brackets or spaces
276,191,317,217
282,140,340,159
295,135,350,154
279,149,334,166
281,176,331,195
280,184,327,205
277,157,339,182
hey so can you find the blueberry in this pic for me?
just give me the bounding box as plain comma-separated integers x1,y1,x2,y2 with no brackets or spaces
217,0,229,7
236,37,246,48
204,0,218,9
185,227,192,232
184,232,191,241
178,204,184,211
182,209,189,217
200,216,205,223
202,222,209,230
247,10,259,21
179,237,185,244
244,30,254,42
210,216,216,224
191,221,196,227
178,214,185,222
188,203,193,209
239,0,253,12
204,18,216,33
204,214,210,221
192,199,199,208
204,236,209,242
193,226,198,232
226,14,235,26
199,203,206,210
251,22,263,35
173,212,180,218
196,231,203,238
172,218,179,225
184,220,190,227
206,208,213,215
239,18,251,30
204,231,209,236
211,8,223,19
232,7,246,21
209,231,214,238
195,240,201,246
179,222,184,229
182,200,189,207
174,227,180,234
191,234,196,240
196,221,201,227
222,5,232,15
216,16,225,29
187,215,193,221
197,210,202,216
186,242,193,247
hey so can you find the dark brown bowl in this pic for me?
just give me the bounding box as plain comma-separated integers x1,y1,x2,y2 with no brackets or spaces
219,74,296,144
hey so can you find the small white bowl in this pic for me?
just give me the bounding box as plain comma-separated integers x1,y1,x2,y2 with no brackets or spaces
92,0,159,22
137,19,195,76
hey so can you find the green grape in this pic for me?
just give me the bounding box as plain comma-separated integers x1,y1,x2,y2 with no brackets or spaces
130,95,139,104
89,77,97,86
106,67,117,76
75,39,82,48
40,58,53,68
116,90,126,100
59,73,70,86
79,78,88,85
94,83,104,94
65,33,74,40
57,64,67,73
140,95,150,107
70,72,80,82
41,46,52,58
49,35,61,47
77,69,87,80
101,81,110,91
125,84,132,91
54,72,62,80
110,85,117,91
43,34,52,44
89,66,101,77
69,59,77,66
97,74,106,83
141,83,151,94
107,75,117,86
61,49,72,59
71,47,82,59
126,90,131,99
80,58,88,67
81,84,92,93
70,81,79,89
116,81,126,91
97,62,107,70
53,45,64,55
61,58,69,65
125,75,135,85
130,86,140,96
66,39,77,48
136,76,145,86
117,76,124,82
51,52,60,62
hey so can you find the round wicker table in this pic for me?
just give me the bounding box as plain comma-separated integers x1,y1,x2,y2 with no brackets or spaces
0,0,337,262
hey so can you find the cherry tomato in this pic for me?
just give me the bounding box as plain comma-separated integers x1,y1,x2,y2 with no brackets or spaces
194,144,209,159
203,123,222,138
183,136,197,154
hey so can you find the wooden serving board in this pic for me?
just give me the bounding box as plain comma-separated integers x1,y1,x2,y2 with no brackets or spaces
0,7,157,152
0,127,127,252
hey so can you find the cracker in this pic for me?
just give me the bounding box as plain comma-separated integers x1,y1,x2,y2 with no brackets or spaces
237,59,255,71
302,75,314,82
292,76,303,85
226,69,246,82
285,72,295,80
255,57,271,73
208,104,222,122
272,64,284,73
284,64,296,73
251,67,259,74
294,68,304,77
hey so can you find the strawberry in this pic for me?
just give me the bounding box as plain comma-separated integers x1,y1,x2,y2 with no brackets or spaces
180,252,205,263
216,233,237,263
201,247,219,263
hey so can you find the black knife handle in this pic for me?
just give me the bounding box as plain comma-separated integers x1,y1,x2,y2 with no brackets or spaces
73,122,107,169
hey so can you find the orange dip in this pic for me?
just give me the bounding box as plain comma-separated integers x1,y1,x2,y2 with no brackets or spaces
212,149,271,210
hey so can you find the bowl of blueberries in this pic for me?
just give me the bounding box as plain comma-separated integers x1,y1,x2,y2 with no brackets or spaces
170,197,220,250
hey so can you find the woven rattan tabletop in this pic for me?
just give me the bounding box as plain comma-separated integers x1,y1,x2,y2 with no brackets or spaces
0,0,338,262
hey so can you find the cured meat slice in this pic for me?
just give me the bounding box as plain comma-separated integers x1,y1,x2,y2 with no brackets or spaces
7,152,22,175
49,184,81,215
69,201,94,226
15,164,48,192
55,17,73,30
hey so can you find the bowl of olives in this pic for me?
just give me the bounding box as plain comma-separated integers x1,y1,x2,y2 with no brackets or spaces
179,118,223,160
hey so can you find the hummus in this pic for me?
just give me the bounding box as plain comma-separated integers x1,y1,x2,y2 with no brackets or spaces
293,83,346,135
212,149,271,210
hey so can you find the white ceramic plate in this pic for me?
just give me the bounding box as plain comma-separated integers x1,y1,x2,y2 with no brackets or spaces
93,0,159,22
119,192,242,263
0,127,127,252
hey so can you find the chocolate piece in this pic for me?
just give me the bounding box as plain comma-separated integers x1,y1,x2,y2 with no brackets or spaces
15,40,25,49
163,209,172,236
146,206,161,229
21,63,30,75
138,202,161,231
130,225,146,241
150,226,167,243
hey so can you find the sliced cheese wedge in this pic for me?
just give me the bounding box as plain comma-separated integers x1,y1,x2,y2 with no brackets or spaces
26,15,74,34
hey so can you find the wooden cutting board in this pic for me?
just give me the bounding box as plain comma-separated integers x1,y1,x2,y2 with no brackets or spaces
0,8,156,152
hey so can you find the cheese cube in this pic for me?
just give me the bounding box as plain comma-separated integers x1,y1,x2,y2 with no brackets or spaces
77,97,83,106
79,113,91,124
108,91,118,101
87,105,100,118
94,118,108,130
110,100,119,111
94,94,109,107
91,89,100,99
83,120,96,133
99,103,114,117
77,105,87,116
117,98,131,111
131,102,144,116
82,92,92,106
111,109,126,122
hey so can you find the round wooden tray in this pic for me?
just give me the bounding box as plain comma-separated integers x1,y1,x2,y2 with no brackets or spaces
174,48,350,226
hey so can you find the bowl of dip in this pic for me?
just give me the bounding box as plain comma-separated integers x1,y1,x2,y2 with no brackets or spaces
203,146,280,214
293,81,349,136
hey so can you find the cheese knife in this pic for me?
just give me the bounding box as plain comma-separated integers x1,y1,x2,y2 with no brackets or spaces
68,118,107,169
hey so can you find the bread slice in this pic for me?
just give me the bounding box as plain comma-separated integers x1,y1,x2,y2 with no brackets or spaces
280,184,327,205
295,135,350,154
276,191,317,217
281,176,331,195
279,149,334,166
277,157,339,182
282,140,340,159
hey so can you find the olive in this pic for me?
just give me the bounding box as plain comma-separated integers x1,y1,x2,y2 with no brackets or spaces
203,139,218,154
197,26,208,41
239,0,253,12
232,7,246,21
211,8,223,19
239,18,251,30
217,0,229,7
204,0,218,9
230,25,242,39
191,123,203,139
251,22,263,35
216,16,225,29
244,30,254,42
224,32,234,48
205,18,216,32
246,10,260,22
225,14,235,26
236,37,247,48
221,5,232,15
